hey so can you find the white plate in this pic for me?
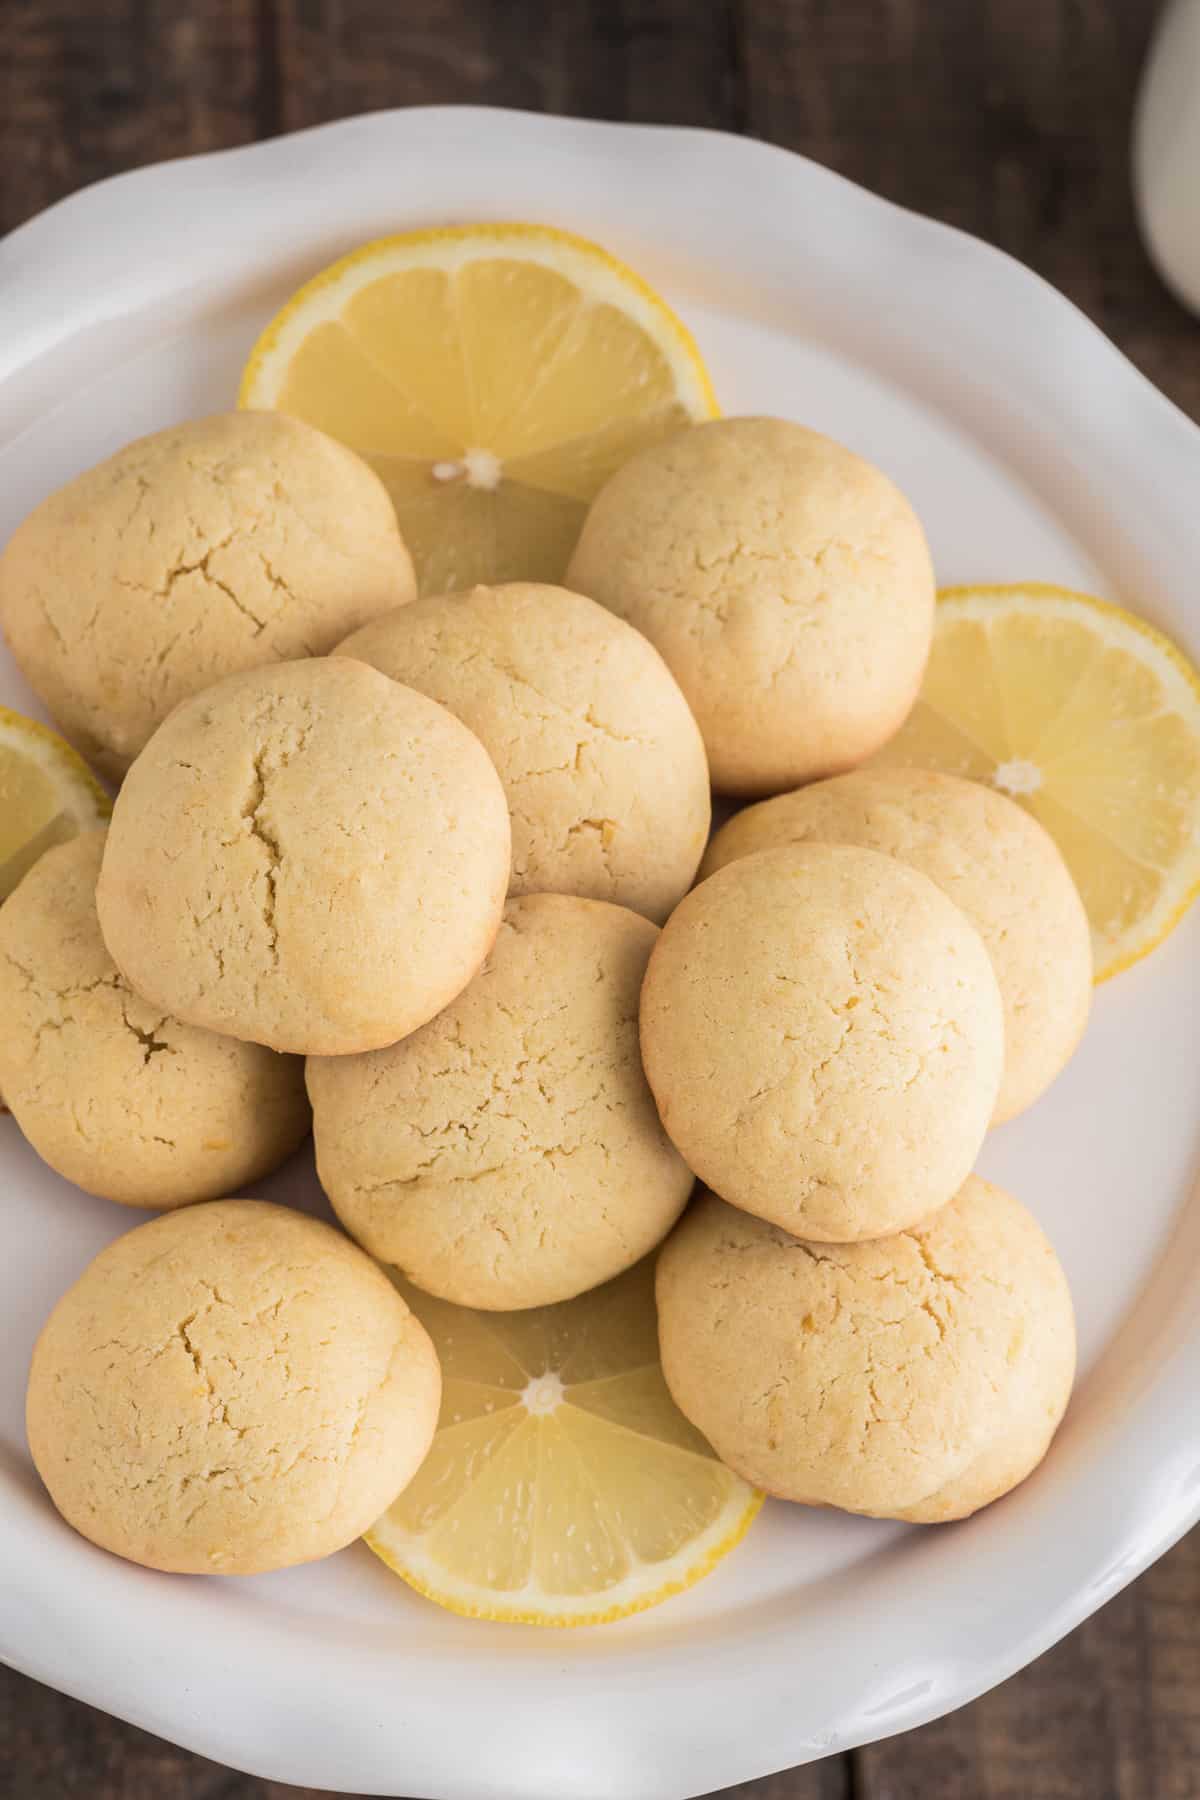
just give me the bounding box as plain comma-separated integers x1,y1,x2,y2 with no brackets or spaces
2,107,1199,1800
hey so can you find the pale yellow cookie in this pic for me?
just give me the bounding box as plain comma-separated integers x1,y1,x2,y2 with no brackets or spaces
656,1180,1076,1522
566,417,934,795
640,845,1004,1241
701,769,1092,1121
337,582,710,923
26,1200,441,1573
308,894,693,1309
96,658,510,1056
0,830,308,1208
0,412,415,781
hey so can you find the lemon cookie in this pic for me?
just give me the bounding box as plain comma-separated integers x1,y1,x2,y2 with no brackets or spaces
0,830,309,1208
0,412,414,781
96,658,510,1056
640,845,1004,1241
308,894,693,1309
26,1200,441,1573
566,417,934,795
656,1180,1076,1522
337,583,710,923
701,768,1092,1121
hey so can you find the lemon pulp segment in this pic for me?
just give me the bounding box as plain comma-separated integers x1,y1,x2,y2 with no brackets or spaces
365,1259,761,1626
871,584,1200,978
240,223,718,592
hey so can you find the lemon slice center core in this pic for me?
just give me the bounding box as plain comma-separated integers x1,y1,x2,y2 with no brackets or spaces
521,1372,565,1416
992,757,1044,797
430,447,505,493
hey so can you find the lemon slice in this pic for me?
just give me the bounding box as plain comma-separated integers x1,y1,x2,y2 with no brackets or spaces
870,584,1200,979
239,223,718,593
0,707,109,902
365,1258,761,1627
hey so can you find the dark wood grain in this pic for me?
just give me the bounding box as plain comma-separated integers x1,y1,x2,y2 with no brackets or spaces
711,1760,850,1800
738,0,1200,424
0,1,264,229
269,0,745,134
3,2,1200,1797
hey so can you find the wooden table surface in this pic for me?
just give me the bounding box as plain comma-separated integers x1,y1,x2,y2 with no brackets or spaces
3,3,1199,1797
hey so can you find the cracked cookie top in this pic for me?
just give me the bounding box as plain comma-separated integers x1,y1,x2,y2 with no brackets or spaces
0,829,308,1207
640,843,1004,1242
656,1179,1075,1522
0,411,415,781
566,416,935,797
95,657,511,1055
25,1199,442,1573
308,892,694,1310
337,581,711,924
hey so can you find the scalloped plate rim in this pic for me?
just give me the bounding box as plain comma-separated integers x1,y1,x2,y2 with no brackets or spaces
1,105,1199,1800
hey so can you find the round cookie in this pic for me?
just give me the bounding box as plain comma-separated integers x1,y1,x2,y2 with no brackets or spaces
701,768,1092,1121
26,1200,441,1573
337,582,711,923
0,830,309,1208
0,412,415,781
308,894,693,1309
656,1179,1076,1522
640,845,1004,1241
566,416,934,796
96,657,511,1056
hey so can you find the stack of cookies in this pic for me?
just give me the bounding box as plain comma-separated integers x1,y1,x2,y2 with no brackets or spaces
1,408,1085,1575
573,417,1084,1524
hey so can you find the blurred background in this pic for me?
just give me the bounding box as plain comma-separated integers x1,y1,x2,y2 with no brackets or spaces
2,3,1198,1797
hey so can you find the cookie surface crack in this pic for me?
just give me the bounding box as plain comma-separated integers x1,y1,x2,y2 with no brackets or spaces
118,999,173,1064
242,750,282,960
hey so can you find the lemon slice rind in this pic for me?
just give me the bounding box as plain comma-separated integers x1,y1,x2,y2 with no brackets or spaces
873,583,1200,982
239,221,717,421
238,223,718,592
362,1263,762,1629
365,1471,762,1629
